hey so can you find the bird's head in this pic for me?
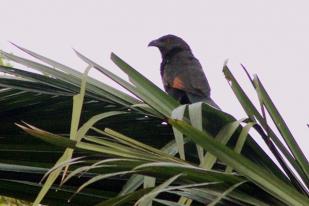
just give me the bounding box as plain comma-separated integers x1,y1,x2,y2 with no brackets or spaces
148,34,191,57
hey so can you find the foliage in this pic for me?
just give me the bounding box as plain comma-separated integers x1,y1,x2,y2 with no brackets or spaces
0,53,12,67
0,45,308,206
0,196,30,206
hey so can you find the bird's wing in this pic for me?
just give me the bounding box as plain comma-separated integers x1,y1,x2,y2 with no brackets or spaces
167,58,211,98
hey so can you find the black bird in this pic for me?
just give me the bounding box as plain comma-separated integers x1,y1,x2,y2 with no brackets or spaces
148,34,219,108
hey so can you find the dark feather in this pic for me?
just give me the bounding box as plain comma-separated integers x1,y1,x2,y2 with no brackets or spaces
149,34,219,109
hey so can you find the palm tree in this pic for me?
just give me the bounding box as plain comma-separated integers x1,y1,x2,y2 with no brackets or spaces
0,45,308,206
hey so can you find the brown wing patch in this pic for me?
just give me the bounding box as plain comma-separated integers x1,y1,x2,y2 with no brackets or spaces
172,76,185,90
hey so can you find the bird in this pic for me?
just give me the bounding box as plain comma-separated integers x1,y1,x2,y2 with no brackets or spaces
148,34,220,109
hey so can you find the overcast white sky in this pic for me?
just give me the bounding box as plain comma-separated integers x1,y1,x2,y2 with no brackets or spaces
1,0,309,157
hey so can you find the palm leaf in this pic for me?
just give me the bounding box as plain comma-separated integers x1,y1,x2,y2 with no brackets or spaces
0,47,307,206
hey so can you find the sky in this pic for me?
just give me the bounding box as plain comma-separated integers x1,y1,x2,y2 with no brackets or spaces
1,0,309,158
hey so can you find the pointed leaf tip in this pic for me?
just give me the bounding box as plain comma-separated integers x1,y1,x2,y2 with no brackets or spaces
224,59,229,67
110,52,118,61
15,123,27,130
9,41,22,49
73,48,81,56
241,63,253,83
8,41,16,46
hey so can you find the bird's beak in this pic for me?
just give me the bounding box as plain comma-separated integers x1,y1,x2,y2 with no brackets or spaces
148,39,160,47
